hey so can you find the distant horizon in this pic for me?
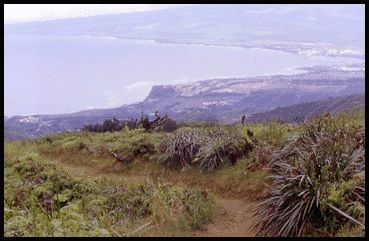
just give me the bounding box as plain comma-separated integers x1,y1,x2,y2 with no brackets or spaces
4,4,183,24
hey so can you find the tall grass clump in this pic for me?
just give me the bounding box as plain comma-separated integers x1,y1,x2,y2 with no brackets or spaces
161,127,253,172
197,128,253,172
252,113,365,237
161,128,205,170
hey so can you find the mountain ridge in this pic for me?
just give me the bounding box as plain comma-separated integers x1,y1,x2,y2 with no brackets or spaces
4,65,364,140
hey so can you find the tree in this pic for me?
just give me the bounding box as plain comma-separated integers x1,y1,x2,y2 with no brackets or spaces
82,111,170,133
140,111,168,132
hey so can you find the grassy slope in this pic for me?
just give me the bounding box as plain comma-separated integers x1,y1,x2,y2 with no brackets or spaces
4,140,215,236
4,110,365,237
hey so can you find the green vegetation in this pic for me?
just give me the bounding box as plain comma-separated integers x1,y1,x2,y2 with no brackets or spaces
252,112,365,237
4,149,215,236
160,127,253,172
4,111,365,237
82,112,177,133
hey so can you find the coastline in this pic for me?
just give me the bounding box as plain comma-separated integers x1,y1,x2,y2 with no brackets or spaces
5,32,365,60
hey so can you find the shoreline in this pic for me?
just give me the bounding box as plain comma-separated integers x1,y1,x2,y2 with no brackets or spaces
4,64,364,118
5,32,365,60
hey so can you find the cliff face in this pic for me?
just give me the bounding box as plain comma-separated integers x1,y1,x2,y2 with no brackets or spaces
144,85,178,100
138,65,365,120
4,65,365,140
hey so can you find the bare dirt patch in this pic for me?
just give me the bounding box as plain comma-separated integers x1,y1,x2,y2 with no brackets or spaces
189,197,256,237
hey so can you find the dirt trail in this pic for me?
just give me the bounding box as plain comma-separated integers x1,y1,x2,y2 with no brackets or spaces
189,197,256,237
56,160,257,237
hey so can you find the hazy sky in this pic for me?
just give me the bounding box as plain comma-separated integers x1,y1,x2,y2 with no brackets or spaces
4,4,180,24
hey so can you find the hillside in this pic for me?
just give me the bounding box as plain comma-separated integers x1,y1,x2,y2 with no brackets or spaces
139,65,364,122
4,65,365,140
4,4,365,237
4,111,365,236
247,93,365,123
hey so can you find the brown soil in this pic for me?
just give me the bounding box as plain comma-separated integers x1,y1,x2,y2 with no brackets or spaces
189,197,256,237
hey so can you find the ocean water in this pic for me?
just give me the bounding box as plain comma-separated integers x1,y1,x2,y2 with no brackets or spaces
4,34,361,116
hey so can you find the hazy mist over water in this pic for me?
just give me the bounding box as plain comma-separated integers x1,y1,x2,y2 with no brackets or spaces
4,34,362,116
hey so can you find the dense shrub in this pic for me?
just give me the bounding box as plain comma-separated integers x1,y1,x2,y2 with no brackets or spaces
252,113,365,237
197,129,253,172
162,128,205,170
83,112,171,133
161,127,253,171
83,118,124,133
161,118,178,132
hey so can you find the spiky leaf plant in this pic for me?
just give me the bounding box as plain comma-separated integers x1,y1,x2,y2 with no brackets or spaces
197,129,253,172
196,139,228,172
162,127,253,171
253,113,365,237
162,128,205,170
